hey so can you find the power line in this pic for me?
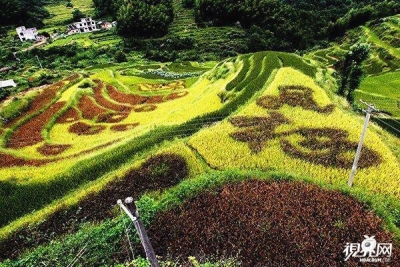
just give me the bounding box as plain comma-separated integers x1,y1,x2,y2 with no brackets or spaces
372,115,400,135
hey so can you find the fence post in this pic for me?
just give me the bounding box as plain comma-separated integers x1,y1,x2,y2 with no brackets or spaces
117,197,160,267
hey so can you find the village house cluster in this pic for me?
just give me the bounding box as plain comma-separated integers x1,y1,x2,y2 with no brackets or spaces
16,18,117,42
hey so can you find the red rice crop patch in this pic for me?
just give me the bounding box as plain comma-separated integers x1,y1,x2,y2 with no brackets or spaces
229,111,291,153
165,91,189,101
64,73,79,82
106,84,147,105
257,85,335,113
68,122,105,135
134,105,157,112
56,107,80,123
148,180,399,266
5,81,65,127
110,123,139,132
7,102,66,148
77,95,107,121
96,113,129,123
145,95,164,104
0,153,52,168
93,81,132,112
280,127,382,169
0,153,188,260
37,144,71,156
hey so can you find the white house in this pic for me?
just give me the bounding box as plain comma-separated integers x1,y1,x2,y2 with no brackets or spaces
16,26,38,42
67,17,97,35
0,80,17,89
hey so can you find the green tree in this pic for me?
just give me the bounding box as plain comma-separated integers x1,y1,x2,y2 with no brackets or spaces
72,9,86,21
117,0,173,37
114,50,127,62
0,0,49,27
335,43,370,103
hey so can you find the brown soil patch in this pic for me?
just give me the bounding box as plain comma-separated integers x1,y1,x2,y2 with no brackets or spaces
134,105,157,112
7,102,66,148
56,107,80,123
68,122,106,135
5,81,65,127
37,144,71,156
148,180,399,266
96,113,129,123
110,123,139,132
93,81,132,112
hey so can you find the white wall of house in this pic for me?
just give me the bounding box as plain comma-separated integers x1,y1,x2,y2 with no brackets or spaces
68,18,97,34
0,80,17,89
16,26,38,42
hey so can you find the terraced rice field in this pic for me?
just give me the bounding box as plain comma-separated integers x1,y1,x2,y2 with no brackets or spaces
0,52,398,267
189,67,400,198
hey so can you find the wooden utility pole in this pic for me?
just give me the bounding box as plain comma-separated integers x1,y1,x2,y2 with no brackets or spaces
348,100,378,187
117,197,160,267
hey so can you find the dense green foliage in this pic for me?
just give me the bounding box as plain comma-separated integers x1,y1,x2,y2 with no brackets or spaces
93,0,121,19
0,0,49,27
94,0,174,37
194,0,400,51
335,43,370,103
117,0,174,37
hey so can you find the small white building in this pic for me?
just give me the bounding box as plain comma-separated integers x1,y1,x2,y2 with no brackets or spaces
0,80,17,89
67,18,97,35
16,26,38,42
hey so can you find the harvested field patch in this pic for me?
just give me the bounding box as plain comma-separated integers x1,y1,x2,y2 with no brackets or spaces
68,122,106,135
93,81,132,112
7,102,66,148
257,85,335,113
77,95,107,121
0,153,188,260
0,153,51,168
148,180,398,266
56,107,80,123
5,81,65,127
37,144,71,156
110,123,139,132
134,105,157,112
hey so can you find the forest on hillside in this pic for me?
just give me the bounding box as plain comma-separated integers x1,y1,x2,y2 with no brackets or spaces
90,0,400,51
193,0,400,51
0,0,49,28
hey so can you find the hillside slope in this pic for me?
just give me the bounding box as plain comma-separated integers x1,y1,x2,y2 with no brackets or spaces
1,52,399,267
